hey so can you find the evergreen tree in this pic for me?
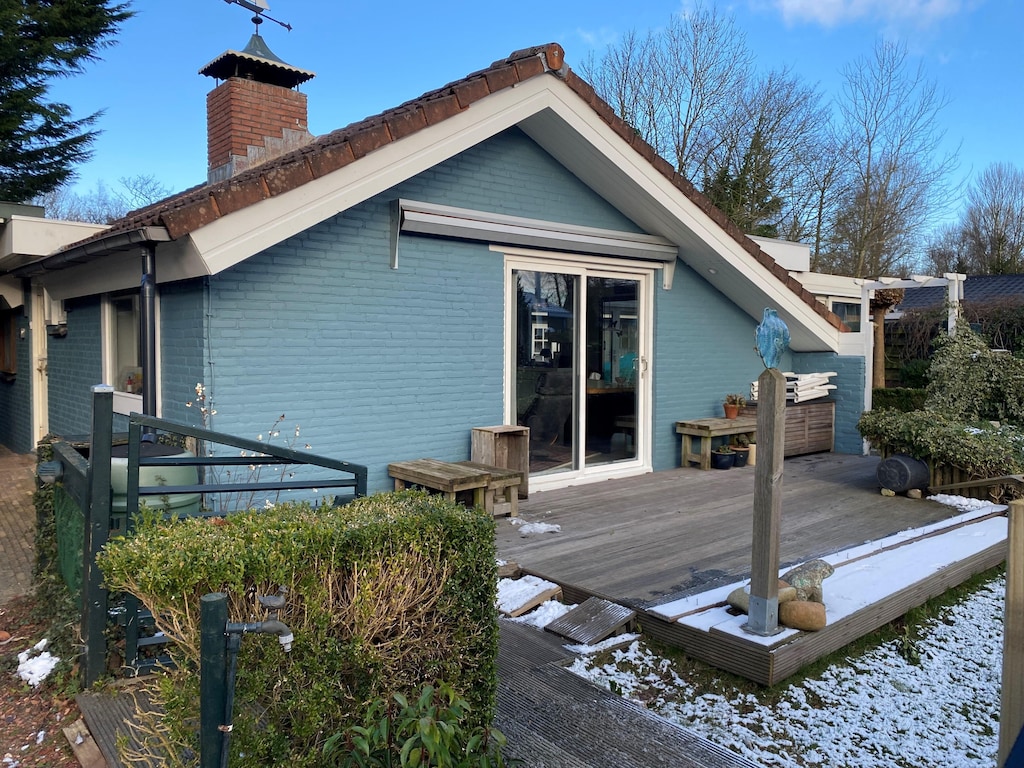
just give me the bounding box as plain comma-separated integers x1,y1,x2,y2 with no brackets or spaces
0,1,133,203
703,129,782,238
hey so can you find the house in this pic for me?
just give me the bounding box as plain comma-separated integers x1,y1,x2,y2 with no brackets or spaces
1,38,867,494
0,204,107,450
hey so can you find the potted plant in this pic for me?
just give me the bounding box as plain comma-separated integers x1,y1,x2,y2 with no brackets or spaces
711,444,735,469
731,434,751,467
723,393,746,419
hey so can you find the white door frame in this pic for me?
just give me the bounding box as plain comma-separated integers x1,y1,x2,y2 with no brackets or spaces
502,247,655,491
30,283,49,444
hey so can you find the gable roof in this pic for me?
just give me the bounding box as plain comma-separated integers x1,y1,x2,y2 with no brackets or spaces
13,43,844,351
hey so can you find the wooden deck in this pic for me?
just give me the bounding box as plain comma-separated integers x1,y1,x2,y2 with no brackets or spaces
496,453,1007,684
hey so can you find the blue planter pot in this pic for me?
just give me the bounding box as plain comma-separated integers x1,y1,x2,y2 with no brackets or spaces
711,451,735,469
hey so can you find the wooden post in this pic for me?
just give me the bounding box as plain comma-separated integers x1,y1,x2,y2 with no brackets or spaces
999,499,1024,765
745,368,786,636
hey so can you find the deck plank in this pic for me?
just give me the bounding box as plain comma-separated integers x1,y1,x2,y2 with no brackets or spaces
497,455,963,607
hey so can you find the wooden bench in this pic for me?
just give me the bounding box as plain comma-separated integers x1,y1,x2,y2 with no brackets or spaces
387,458,522,516
455,461,521,517
675,417,757,470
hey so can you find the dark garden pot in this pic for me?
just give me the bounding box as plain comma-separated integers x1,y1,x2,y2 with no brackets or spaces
732,447,750,467
711,451,735,470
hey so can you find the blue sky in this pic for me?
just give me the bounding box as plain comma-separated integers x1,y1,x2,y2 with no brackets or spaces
52,0,1021,217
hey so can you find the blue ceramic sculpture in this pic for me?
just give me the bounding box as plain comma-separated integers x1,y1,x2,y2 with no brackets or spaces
755,308,790,369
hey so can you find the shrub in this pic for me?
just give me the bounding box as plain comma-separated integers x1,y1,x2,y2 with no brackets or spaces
857,409,1024,479
924,324,1024,424
98,491,500,767
872,388,927,413
898,359,930,388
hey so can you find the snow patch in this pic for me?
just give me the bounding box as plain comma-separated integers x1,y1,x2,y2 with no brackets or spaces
17,639,59,688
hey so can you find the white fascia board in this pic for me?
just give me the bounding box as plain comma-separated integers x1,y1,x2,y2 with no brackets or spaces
37,237,206,301
514,87,840,352
0,216,107,270
189,80,574,275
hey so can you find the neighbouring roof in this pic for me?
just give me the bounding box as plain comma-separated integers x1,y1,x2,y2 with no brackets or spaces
897,274,1024,311
17,42,845,339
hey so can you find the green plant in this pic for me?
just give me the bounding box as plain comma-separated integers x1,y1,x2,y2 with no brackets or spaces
724,393,746,406
713,444,734,454
924,324,1024,424
898,358,930,388
731,434,750,448
98,492,500,767
857,409,1024,482
323,682,513,767
872,387,927,413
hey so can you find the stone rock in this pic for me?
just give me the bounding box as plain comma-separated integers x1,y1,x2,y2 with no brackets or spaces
0,630,9,643
727,586,750,613
881,488,896,496
727,580,797,614
907,488,923,500
779,600,827,631
780,559,835,602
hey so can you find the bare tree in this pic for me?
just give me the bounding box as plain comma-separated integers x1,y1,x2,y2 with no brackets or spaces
33,173,171,223
825,40,958,277
926,222,971,274
961,162,1024,274
581,3,752,183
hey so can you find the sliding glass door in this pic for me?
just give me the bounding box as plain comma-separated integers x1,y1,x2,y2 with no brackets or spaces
509,260,649,484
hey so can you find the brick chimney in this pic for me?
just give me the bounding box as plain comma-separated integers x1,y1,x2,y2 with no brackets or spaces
200,34,316,184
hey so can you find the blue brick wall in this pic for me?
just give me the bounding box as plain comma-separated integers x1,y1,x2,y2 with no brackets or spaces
203,129,642,493
790,352,866,455
47,297,102,437
651,263,778,470
0,308,33,452
159,280,207,425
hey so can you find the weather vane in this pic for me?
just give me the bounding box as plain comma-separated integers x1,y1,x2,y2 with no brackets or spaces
223,0,293,32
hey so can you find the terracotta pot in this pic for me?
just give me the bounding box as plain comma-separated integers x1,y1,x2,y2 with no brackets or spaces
723,403,740,419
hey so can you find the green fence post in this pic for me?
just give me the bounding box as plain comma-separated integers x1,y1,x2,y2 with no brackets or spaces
200,592,228,768
82,385,114,688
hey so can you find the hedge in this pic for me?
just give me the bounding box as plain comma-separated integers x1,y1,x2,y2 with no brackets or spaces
98,491,499,767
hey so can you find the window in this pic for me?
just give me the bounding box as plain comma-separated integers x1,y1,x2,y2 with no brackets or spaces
106,292,142,393
831,301,861,333
0,309,17,376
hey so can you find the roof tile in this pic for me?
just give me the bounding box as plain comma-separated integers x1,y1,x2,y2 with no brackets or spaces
263,157,315,196
212,177,270,216
162,196,218,240
451,77,491,110
306,140,356,179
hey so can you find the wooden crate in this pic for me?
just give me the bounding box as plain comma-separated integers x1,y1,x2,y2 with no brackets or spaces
472,425,529,498
740,401,834,456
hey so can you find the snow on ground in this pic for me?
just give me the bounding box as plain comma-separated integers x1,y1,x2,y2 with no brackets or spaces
510,518,561,535
496,575,559,615
16,639,59,688
568,576,1004,767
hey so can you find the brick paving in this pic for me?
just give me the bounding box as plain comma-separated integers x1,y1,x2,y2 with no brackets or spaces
0,445,38,605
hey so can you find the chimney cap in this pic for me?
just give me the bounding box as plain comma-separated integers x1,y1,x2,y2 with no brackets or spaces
199,33,315,88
